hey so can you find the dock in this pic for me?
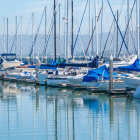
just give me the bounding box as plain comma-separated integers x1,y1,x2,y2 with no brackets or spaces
107,89,134,96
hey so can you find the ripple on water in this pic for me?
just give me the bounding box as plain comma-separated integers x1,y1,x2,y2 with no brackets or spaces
0,82,139,140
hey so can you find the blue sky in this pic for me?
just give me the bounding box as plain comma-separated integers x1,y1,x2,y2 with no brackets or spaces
0,0,137,56
0,0,136,35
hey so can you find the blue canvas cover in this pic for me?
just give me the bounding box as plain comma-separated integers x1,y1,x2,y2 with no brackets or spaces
83,65,110,82
116,58,140,72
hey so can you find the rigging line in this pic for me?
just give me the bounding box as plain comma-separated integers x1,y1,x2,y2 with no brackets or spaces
108,25,116,57
108,13,118,57
42,23,53,60
130,29,137,54
10,21,20,53
100,0,104,56
23,18,32,56
74,18,86,52
42,8,54,56
106,0,130,56
45,6,52,32
100,0,125,60
118,0,136,57
41,19,54,61
83,7,102,60
8,20,14,36
29,7,45,57
0,19,4,35
42,1,60,60
72,0,89,57
100,19,114,60
25,18,31,35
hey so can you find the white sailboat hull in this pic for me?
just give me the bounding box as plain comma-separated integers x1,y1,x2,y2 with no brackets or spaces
81,81,125,91
121,77,140,89
46,75,71,87
81,82,99,88
2,60,23,69
47,78,70,86
68,74,84,85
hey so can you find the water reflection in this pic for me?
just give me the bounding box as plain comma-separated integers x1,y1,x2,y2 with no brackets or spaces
0,81,139,140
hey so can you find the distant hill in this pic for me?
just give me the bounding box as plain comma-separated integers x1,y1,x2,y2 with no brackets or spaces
0,32,136,58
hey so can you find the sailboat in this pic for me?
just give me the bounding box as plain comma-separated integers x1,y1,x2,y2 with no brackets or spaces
120,0,140,90
46,68,72,87
0,53,24,70
79,65,125,91
121,74,140,89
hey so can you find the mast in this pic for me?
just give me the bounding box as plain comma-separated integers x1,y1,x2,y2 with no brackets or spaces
116,10,119,59
45,6,47,57
127,0,129,52
138,0,140,58
15,16,17,56
59,3,61,57
136,0,139,57
71,0,74,59
92,19,94,58
113,19,116,58
20,16,22,61
64,0,67,60
54,0,57,61
37,28,39,58
32,13,34,61
100,0,103,58
94,0,98,56
3,18,6,53
89,0,90,57
7,18,8,54
66,0,69,62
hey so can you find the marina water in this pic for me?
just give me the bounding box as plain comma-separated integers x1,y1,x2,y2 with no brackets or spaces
0,81,139,140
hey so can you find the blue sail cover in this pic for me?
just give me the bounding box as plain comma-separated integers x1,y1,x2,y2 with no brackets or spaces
116,58,140,72
83,65,111,82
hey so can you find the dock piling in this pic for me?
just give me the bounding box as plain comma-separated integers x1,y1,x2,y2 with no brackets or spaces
36,56,39,79
27,57,30,65
109,55,113,92
44,56,47,64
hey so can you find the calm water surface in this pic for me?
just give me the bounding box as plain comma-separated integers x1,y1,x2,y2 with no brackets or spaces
0,81,140,140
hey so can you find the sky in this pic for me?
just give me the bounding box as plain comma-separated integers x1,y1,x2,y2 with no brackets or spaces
0,0,136,35
0,0,137,57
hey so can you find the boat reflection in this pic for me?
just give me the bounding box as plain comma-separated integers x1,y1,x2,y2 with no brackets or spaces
0,82,140,140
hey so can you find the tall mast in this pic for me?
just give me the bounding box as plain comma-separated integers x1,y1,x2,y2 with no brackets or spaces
64,0,67,60
100,0,103,58
127,0,129,52
94,0,98,56
3,18,6,53
37,28,39,58
20,16,22,61
89,0,90,56
7,18,8,54
45,6,47,57
113,19,116,58
54,0,57,61
116,10,119,59
15,16,17,56
136,0,139,57
32,13,34,60
92,19,94,58
138,0,140,58
66,0,69,62
71,0,74,59
59,3,61,57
